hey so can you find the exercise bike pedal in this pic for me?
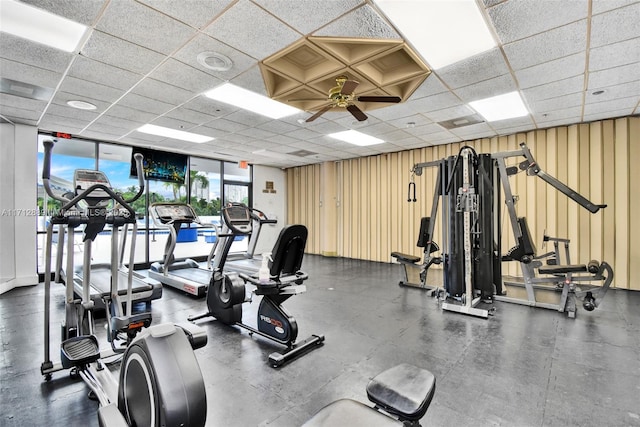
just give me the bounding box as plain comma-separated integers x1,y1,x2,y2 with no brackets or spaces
61,335,100,369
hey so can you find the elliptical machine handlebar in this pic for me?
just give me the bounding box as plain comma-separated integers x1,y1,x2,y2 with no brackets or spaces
42,140,145,220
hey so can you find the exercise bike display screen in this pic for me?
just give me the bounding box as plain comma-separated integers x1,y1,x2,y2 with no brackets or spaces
153,204,197,222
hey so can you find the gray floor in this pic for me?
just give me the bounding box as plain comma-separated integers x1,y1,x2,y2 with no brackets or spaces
1,255,639,426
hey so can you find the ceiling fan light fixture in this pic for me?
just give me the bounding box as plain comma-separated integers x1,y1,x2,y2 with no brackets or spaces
197,52,233,71
0,0,87,52
328,130,384,146
204,83,301,119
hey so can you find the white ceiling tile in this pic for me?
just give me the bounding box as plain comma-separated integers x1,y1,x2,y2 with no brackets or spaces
204,0,301,60
590,2,640,48
305,120,349,135
437,49,510,89
385,114,433,130
105,105,158,123
285,127,324,140
96,0,196,55
82,31,166,74
21,0,106,25
490,115,536,131
138,0,234,29
172,34,256,81
586,80,640,103
454,74,518,102
50,91,111,112
522,75,584,103
202,118,251,134
91,115,143,132
45,102,101,122
407,76,448,100
255,120,300,134
583,108,635,122
255,0,363,35
118,93,174,115
592,0,639,14
230,65,271,96
0,96,45,119
404,123,446,137
0,33,72,72
536,117,582,128
488,0,587,44
588,62,640,89
515,52,586,89
59,76,124,103
589,37,640,70
423,104,476,123
583,95,638,115
495,124,536,135
150,59,222,93
162,107,217,126
0,58,61,89
237,127,277,140
533,105,582,122
313,4,400,39
529,92,583,114
67,56,141,91
223,109,273,127
131,78,194,105
503,20,587,70
398,91,462,115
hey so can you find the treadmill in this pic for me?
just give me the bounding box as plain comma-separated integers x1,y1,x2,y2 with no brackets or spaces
209,203,276,276
148,203,216,297
53,170,162,310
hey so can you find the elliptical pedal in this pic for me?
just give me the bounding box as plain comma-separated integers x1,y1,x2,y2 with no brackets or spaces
61,335,100,369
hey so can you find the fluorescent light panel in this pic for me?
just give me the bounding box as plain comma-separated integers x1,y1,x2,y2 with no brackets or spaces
469,91,529,122
137,124,213,144
0,0,87,52
374,0,495,69
328,130,384,146
204,83,300,119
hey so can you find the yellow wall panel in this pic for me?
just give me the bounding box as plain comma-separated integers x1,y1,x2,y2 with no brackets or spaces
286,117,639,289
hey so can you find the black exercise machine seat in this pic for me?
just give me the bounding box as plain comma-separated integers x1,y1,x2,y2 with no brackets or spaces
239,224,308,292
538,264,588,275
391,217,439,264
303,364,436,427
390,252,421,264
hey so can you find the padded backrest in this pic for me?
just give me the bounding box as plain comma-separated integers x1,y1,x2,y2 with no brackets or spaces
517,217,537,256
269,224,308,276
416,217,431,248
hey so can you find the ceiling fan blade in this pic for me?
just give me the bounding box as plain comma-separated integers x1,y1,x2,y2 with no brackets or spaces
287,98,326,102
356,96,401,103
340,80,359,95
306,105,332,122
347,104,368,122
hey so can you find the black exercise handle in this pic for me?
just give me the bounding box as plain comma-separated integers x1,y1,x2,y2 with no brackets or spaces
407,181,416,202
123,153,145,204
42,139,54,180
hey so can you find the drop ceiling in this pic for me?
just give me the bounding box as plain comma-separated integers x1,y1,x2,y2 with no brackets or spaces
1,0,639,168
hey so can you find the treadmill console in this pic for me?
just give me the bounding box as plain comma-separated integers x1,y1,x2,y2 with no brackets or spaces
222,204,252,235
74,169,111,200
152,203,198,224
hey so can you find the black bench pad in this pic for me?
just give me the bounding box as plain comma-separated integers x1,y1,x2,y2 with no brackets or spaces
538,264,587,275
366,363,436,421
391,252,421,264
302,399,401,427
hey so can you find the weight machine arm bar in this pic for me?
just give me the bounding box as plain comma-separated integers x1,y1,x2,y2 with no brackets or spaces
519,142,606,214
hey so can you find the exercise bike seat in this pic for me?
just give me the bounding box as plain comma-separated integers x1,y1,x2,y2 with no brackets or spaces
366,363,436,422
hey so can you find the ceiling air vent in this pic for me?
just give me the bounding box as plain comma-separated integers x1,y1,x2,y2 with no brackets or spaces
0,77,54,101
438,115,484,130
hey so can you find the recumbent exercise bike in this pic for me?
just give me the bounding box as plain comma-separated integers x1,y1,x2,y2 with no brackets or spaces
189,202,324,367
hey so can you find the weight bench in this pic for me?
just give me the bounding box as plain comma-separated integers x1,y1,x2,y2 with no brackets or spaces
304,363,436,427
499,217,614,317
391,217,441,295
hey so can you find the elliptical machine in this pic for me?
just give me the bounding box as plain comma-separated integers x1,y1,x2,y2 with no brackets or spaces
189,202,324,367
40,140,208,426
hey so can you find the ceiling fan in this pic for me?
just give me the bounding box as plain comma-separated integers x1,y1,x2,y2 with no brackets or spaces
290,75,401,123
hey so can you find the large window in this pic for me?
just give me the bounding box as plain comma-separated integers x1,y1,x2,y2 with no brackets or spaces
36,133,252,274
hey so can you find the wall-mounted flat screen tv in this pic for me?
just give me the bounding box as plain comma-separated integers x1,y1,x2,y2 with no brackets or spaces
130,148,187,184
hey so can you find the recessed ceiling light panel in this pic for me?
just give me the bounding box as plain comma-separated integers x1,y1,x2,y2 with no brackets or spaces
328,130,384,146
469,91,529,122
204,83,301,119
374,0,495,69
136,124,213,144
0,0,88,52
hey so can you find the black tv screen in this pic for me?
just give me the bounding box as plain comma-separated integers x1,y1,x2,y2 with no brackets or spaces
131,148,187,184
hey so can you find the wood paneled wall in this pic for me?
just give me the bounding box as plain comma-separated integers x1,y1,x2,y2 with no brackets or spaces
286,117,640,290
